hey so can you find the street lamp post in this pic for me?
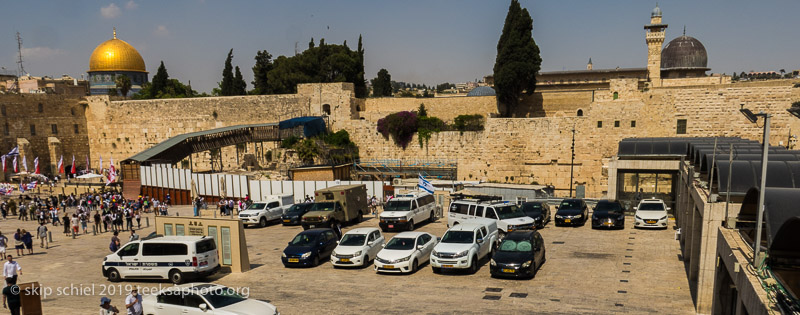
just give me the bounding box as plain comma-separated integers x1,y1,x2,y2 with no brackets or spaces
740,105,770,267
569,125,575,198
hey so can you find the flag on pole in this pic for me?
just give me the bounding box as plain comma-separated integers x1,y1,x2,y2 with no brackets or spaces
86,155,90,172
21,156,27,172
5,147,19,156
99,155,103,174
1,155,5,172
57,155,64,174
71,155,76,174
12,156,18,173
33,157,39,174
106,157,117,185
418,174,434,194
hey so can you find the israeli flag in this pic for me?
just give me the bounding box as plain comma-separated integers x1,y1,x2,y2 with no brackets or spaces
418,174,434,194
5,146,19,156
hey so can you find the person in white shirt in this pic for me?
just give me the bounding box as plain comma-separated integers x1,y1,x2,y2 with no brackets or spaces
124,288,142,315
2,255,21,285
99,296,119,315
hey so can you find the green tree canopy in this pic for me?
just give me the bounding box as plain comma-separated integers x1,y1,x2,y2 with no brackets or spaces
251,50,273,94
371,68,392,97
115,74,132,97
234,66,247,95
150,61,169,98
493,0,541,117
220,49,235,96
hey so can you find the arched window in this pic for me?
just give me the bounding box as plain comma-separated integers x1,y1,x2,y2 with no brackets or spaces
613,92,619,100
38,103,44,112
577,109,583,117
322,104,331,115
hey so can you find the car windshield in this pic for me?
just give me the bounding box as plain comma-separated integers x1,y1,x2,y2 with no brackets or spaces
246,203,265,210
286,203,311,214
200,287,247,308
289,233,318,246
560,200,582,210
498,239,533,252
595,202,623,214
310,202,336,212
495,205,525,219
521,203,543,216
440,231,474,244
384,238,415,250
384,200,411,212
339,234,367,246
638,203,665,211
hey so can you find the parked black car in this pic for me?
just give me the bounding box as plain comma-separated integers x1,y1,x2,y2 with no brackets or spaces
591,200,625,229
520,201,551,228
489,231,546,279
554,199,588,226
282,203,314,226
281,228,339,267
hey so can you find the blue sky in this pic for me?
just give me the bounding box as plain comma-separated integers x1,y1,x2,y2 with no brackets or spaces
1,1,798,93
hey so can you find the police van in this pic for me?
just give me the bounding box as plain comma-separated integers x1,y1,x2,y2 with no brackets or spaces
102,235,220,284
447,194,535,236
379,191,440,231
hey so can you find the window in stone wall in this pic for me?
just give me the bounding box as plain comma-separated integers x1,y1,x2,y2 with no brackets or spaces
74,124,79,134
577,109,583,117
676,119,687,134
3,123,8,136
322,104,331,115
613,92,619,100
597,121,603,128
1,105,5,116
30,124,36,136
51,124,58,135
37,103,43,112
614,121,620,128
631,121,637,128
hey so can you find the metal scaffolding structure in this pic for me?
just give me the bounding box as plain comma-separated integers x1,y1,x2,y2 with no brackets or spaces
354,159,457,180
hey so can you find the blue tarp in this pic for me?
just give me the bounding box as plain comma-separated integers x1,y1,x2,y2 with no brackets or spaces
279,116,326,138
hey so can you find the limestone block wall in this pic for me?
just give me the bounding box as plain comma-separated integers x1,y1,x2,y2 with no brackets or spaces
0,94,89,179
362,96,498,122
659,76,731,87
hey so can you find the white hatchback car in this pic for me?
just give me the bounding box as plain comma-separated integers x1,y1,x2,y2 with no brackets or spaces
374,231,438,274
142,283,279,315
633,199,670,229
331,228,385,267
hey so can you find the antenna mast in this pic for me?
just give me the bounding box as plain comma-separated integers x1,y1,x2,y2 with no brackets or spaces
16,31,26,76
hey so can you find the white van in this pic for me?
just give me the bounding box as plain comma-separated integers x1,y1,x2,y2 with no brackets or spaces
379,191,440,231
239,194,294,227
102,235,220,284
448,199,535,235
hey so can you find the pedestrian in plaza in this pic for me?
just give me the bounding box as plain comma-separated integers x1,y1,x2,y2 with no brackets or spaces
134,211,141,229
94,211,102,233
0,233,6,259
2,276,20,315
109,231,120,253
36,223,48,249
16,204,25,221
62,213,70,236
71,214,79,235
124,288,143,315
21,230,32,255
50,208,59,226
12,230,23,257
2,255,21,285
81,212,89,234
125,210,133,231
129,230,139,243
99,296,120,315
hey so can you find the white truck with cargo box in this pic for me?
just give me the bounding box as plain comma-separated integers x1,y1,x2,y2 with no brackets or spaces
301,184,369,231
430,218,498,274
238,194,294,228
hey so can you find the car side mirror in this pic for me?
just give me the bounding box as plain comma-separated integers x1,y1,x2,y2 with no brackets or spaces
477,238,484,244
367,241,374,246
555,206,559,210
436,237,441,242
288,242,292,245
380,243,385,247
417,245,424,250
319,242,325,246
633,207,638,210
199,303,208,311
667,207,672,211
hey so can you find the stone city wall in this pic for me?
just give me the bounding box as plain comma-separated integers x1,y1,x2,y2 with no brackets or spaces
362,96,498,122
0,94,89,180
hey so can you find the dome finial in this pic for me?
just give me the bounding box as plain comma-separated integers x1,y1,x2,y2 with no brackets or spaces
113,27,117,39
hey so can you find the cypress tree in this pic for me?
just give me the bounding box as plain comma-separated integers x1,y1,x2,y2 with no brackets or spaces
354,34,368,98
493,0,541,117
234,66,247,95
220,49,235,96
150,61,169,98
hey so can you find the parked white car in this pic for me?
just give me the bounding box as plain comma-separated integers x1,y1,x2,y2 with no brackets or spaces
379,192,440,231
142,283,279,315
448,199,534,236
238,194,294,227
331,228,385,267
374,231,438,274
431,218,498,274
633,198,670,229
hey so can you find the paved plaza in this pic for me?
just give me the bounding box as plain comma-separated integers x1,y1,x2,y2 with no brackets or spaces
0,206,695,314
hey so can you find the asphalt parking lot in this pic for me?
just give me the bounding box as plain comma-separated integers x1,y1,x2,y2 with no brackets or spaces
1,206,695,314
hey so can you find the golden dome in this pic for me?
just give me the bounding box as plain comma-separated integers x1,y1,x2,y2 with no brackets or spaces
89,29,147,73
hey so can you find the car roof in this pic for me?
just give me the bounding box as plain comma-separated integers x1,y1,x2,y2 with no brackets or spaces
597,200,621,204
639,199,665,203
391,231,428,238
344,227,380,235
392,191,431,200
505,231,535,240
561,198,584,202
161,283,225,293
142,236,207,242
449,223,482,231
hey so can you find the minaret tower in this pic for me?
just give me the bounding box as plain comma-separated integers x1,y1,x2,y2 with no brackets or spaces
587,58,593,71
644,4,667,87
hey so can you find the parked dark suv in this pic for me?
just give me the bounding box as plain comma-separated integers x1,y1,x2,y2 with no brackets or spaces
591,200,625,229
520,201,551,228
489,230,546,279
282,203,314,226
554,199,588,226
282,228,339,267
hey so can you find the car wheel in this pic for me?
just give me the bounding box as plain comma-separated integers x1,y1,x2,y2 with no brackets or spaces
429,211,436,223
106,268,121,282
169,269,184,284
380,227,387,232
407,220,414,231
259,217,267,228
530,262,537,279
411,259,418,273
313,255,320,267
469,256,478,274
432,267,441,274
356,212,363,223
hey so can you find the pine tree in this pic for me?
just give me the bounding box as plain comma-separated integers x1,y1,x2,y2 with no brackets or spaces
371,69,392,97
234,66,247,95
493,0,541,117
252,50,273,94
220,49,235,96
354,34,368,98
150,61,169,98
